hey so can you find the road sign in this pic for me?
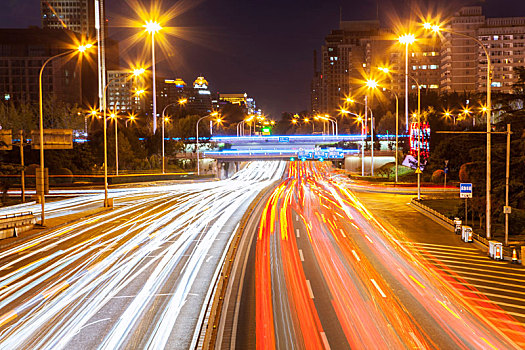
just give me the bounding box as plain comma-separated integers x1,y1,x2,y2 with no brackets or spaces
0,129,12,150
444,167,449,174
31,129,73,150
278,136,289,142
503,206,512,214
460,183,472,198
415,168,422,174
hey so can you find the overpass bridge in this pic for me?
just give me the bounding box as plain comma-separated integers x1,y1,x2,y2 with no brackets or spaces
201,134,402,177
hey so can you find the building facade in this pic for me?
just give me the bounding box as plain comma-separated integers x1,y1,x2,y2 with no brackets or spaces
41,0,96,37
0,28,83,105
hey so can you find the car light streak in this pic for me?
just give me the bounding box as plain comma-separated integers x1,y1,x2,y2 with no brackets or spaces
0,161,286,349
254,161,525,349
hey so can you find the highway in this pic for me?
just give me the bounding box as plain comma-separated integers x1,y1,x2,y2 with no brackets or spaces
222,161,525,349
0,161,286,349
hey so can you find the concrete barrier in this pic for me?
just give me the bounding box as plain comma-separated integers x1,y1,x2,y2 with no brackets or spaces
0,212,36,240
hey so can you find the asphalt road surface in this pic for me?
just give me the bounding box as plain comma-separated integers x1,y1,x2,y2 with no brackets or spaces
0,161,286,349
224,161,525,349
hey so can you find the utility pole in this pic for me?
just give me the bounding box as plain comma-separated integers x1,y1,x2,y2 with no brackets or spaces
504,124,511,246
19,130,25,203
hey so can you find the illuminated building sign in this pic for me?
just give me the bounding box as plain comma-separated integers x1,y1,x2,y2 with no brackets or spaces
410,122,430,158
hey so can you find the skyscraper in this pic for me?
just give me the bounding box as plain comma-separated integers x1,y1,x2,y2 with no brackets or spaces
41,0,95,37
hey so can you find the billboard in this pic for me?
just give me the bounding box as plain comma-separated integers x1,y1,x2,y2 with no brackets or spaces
31,129,73,150
410,122,430,159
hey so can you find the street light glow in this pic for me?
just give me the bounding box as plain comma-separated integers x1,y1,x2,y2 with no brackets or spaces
378,67,390,73
366,79,378,89
144,20,162,34
398,33,416,45
133,68,146,76
178,98,188,105
77,43,93,53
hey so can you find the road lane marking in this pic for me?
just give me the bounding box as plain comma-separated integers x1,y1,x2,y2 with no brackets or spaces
409,275,426,289
15,241,40,254
371,279,386,298
299,249,305,262
437,300,461,319
296,229,300,238
320,331,331,350
365,235,373,244
296,215,299,221
0,310,17,327
480,337,498,350
405,242,477,251
306,280,314,299
351,250,360,262
206,255,213,263
339,229,346,238
41,281,70,299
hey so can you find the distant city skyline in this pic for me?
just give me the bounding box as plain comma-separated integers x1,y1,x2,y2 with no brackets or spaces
2,0,525,118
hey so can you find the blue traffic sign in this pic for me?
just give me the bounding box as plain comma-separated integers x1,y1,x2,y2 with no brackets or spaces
278,137,290,142
460,183,472,198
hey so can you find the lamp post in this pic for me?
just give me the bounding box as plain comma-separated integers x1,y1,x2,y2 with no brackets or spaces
160,99,186,173
196,112,219,175
38,43,92,225
344,97,374,176
398,34,415,134
377,67,421,192
367,81,400,182
102,68,145,205
425,22,493,239
110,113,119,175
144,20,162,134
126,114,136,127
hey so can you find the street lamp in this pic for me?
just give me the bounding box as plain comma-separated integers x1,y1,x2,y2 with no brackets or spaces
377,67,422,195
126,114,136,127
161,99,187,173
196,112,220,175
398,33,416,133
344,97,374,176
110,112,120,175
144,20,162,134
424,21,493,239
366,79,400,183
102,68,146,205
38,43,93,225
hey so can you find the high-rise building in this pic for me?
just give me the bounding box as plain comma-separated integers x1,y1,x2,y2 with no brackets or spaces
440,6,525,94
41,0,96,37
106,70,145,113
188,76,212,115
0,28,84,105
320,20,381,114
440,7,486,92
478,17,525,94
311,50,321,113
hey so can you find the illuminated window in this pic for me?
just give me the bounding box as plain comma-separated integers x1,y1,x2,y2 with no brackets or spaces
430,84,438,89
430,65,438,69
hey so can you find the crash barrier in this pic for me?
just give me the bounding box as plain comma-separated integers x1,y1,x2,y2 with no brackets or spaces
461,226,473,243
489,241,504,261
0,212,36,240
411,199,520,262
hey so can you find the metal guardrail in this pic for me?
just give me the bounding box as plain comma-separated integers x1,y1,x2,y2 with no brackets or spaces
0,211,36,240
410,199,518,259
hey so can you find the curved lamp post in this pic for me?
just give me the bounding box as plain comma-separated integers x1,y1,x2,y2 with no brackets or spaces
196,112,220,175
424,22,493,239
38,43,93,225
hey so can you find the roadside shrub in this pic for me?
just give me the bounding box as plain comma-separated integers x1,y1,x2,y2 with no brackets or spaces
431,169,444,184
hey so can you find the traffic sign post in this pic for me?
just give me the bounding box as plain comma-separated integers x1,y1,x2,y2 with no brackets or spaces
460,183,472,225
444,160,449,189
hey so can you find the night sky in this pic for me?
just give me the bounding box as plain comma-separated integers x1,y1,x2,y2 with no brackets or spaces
2,0,525,118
